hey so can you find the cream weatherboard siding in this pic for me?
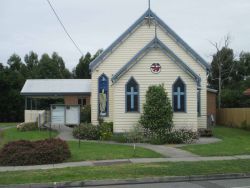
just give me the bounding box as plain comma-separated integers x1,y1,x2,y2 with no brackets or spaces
91,21,207,129
113,49,198,132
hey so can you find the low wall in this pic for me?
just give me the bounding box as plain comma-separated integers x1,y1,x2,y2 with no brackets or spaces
25,110,46,125
217,108,250,127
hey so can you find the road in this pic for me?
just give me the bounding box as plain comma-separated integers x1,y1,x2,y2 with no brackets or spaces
83,178,250,188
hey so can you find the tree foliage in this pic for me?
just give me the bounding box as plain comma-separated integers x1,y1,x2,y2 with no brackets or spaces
0,50,101,122
140,84,173,132
208,40,250,108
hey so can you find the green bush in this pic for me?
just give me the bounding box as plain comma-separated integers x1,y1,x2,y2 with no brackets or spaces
111,133,128,143
166,129,198,144
99,122,113,140
17,122,38,131
140,84,173,132
140,84,173,144
80,105,91,123
198,128,213,137
73,123,100,140
145,128,168,145
0,138,71,166
127,124,146,143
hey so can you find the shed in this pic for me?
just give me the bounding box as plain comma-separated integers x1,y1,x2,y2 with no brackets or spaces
207,88,217,124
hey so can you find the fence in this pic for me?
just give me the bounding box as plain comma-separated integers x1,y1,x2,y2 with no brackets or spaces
216,108,250,127
25,110,46,126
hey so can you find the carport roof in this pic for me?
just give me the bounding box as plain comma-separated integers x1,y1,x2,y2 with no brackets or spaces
21,79,91,96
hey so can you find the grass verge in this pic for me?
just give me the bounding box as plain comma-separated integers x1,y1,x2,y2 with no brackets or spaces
1,159,250,185
182,126,250,156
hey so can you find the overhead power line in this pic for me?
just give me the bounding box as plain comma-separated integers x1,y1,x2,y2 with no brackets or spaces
46,0,84,56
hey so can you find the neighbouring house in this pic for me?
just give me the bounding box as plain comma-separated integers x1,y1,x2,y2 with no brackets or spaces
21,8,212,132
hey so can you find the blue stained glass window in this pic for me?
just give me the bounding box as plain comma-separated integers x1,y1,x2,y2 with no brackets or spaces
173,77,186,112
98,74,108,117
126,77,139,112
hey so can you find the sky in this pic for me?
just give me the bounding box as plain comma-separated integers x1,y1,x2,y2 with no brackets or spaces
1,0,250,71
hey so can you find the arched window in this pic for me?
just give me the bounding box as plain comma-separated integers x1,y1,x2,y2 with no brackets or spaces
126,77,139,112
98,74,108,117
173,77,186,112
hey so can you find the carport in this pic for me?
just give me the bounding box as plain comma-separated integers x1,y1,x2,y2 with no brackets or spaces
20,79,91,125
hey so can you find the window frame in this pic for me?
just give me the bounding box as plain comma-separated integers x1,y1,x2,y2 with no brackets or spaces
172,77,186,113
197,88,201,117
125,77,140,113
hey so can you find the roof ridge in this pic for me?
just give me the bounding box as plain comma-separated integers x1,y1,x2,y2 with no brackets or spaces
89,9,210,72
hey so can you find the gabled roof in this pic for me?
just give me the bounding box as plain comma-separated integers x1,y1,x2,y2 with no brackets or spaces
89,8,210,72
21,79,91,96
111,37,201,87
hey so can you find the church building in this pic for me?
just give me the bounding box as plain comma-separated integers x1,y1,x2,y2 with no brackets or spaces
21,8,212,132
89,8,210,132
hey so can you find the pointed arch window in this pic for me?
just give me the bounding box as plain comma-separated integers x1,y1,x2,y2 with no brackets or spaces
173,77,186,112
98,74,109,117
126,77,139,112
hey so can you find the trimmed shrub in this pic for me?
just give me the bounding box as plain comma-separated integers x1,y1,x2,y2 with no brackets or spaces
99,122,113,140
80,105,91,123
140,84,173,132
198,128,213,137
73,123,100,140
145,128,168,145
0,138,71,166
127,124,146,143
111,133,128,143
165,129,198,144
17,122,38,131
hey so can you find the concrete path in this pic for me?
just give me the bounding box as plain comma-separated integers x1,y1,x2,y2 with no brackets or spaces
52,124,75,140
1,155,250,172
132,143,199,158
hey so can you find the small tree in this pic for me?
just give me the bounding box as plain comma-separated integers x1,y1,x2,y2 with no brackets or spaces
140,84,173,132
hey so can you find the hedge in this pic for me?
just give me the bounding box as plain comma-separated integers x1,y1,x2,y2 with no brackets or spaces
0,138,71,166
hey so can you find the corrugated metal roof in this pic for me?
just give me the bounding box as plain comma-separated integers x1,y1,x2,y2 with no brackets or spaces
21,79,91,96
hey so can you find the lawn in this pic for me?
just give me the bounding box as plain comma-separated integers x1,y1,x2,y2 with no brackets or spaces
0,127,58,147
68,141,162,162
1,159,250,185
0,127,162,162
0,122,18,128
182,126,250,156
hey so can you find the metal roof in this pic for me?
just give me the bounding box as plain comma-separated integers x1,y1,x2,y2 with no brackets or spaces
21,79,91,96
89,8,210,72
111,37,201,87
207,87,218,93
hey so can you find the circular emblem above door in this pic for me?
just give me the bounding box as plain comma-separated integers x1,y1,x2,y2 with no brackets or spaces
150,63,161,74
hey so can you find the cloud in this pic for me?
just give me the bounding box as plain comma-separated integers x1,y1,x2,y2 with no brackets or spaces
1,0,250,70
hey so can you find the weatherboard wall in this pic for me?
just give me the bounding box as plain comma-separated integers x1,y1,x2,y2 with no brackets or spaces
113,49,198,132
91,21,207,129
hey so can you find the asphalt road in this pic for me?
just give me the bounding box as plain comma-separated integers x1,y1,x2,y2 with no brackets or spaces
83,178,250,188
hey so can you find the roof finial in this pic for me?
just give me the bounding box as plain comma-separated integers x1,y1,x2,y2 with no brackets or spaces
148,0,151,10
